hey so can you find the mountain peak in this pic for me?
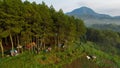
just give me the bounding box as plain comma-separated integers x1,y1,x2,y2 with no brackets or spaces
68,6,96,15
67,6,111,19
66,6,120,26
78,6,93,11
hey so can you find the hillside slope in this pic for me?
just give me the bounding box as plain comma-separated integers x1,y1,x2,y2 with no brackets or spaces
0,42,120,68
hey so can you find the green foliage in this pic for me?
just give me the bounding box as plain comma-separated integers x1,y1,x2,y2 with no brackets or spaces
11,27,22,34
41,56,47,61
80,42,120,68
0,0,86,51
86,28,120,54
0,30,9,38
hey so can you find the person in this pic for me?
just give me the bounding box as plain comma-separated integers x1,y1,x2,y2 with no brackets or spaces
10,49,18,56
92,56,96,59
14,50,18,56
17,45,22,53
45,49,48,52
86,55,91,60
10,50,14,56
48,47,52,52
58,43,62,47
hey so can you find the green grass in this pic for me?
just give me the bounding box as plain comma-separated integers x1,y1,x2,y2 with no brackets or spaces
81,42,120,68
0,41,120,68
0,44,81,68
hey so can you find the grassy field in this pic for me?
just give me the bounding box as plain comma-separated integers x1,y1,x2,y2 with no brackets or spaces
0,41,120,68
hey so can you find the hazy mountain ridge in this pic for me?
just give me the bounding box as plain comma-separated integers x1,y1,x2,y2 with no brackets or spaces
66,7,120,26
91,24,120,32
67,7,111,18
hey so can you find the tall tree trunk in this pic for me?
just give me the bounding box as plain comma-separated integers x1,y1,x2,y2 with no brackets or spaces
43,38,45,49
57,36,59,46
10,33,14,50
14,36,17,47
35,37,37,54
55,35,57,50
38,37,40,54
40,39,43,50
17,35,19,47
37,37,39,48
17,35,20,53
36,37,37,47
0,39,4,57
54,36,56,49
5,38,8,46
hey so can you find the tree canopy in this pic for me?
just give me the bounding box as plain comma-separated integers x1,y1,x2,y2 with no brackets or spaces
0,0,86,57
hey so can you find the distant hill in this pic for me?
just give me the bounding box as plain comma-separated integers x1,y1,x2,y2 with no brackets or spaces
90,24,120,32
66,7,120,26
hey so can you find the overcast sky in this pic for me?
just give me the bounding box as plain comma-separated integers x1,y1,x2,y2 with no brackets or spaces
23,0,120,16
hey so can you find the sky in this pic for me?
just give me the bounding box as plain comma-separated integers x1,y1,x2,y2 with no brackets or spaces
23,0,120,16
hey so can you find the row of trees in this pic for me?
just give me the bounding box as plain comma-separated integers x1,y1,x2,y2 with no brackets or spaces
0,0,86,57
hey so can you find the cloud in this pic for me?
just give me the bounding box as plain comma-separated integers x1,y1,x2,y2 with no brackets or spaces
76,0,120,16
24,0,120,16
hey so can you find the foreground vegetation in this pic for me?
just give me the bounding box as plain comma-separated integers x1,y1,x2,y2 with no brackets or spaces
1,41,120,68
0,41,83,68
